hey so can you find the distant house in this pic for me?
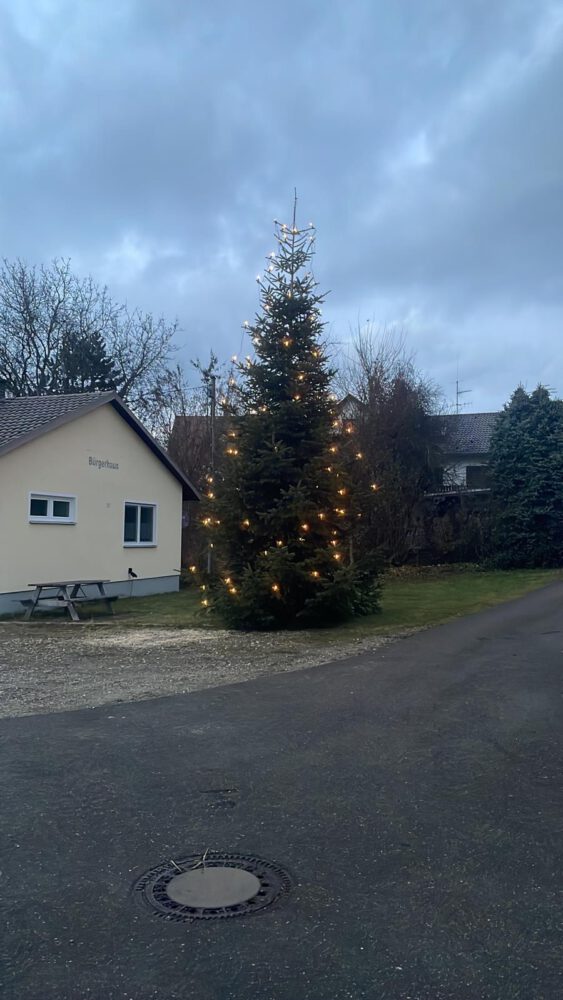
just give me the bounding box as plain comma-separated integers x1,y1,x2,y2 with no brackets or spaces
333,396,499,494
432,412,499,492
0,392,199,614
334,393,363,422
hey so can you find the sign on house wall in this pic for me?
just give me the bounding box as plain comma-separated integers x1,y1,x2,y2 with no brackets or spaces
88,456,119,470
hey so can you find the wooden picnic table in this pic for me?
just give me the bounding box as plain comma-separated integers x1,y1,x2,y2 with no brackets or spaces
22,579,116,622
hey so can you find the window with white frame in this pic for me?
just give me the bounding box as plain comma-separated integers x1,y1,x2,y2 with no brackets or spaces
29,493,76,523
124,502,156,545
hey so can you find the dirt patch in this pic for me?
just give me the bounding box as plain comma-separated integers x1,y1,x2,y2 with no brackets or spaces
0,621,414,719
82,627,225,649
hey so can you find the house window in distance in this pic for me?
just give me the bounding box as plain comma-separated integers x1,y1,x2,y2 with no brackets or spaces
466,465,491,490
29,494,76,523
124,503,156,545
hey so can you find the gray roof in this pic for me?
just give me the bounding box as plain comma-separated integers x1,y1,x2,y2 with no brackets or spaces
0,392,109,450
0,392,200,501
439,412,499,455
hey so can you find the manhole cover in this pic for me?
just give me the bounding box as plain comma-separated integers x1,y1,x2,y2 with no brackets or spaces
134,852,292,921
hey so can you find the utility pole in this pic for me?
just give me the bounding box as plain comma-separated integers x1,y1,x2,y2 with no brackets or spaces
209,373,216,477
207,373,217,575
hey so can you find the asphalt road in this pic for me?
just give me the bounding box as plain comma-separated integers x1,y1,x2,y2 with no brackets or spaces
1,583,562,1000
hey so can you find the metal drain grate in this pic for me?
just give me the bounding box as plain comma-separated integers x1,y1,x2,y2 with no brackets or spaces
134,852,292,921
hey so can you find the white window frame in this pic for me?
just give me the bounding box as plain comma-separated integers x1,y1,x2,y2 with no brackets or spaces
28,491,77,524
123,500,158,547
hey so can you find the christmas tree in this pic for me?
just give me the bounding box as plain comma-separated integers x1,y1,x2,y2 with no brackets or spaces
204,204,379,629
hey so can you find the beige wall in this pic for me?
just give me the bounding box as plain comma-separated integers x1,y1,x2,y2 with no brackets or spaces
0,404,183,593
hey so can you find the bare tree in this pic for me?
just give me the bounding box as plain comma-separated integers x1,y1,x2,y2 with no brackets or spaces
338,322,445,564
0,257,178,417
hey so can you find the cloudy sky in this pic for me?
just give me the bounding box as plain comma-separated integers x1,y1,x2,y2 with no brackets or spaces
1,0,562,410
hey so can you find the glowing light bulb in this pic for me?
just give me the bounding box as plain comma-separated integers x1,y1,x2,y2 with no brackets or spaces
355,452,363,460
271,583,280,593
311,570,320,578
329,445,337,453
189,565,197,573
293,394,301,402
276,540,283,547
370,483,380,491
297,373,305,381
242,519,250,527
300,523,309,532
333,553,342,561
243,321,249,328
208,491,215,499
201,598,209,607
318,512,326,520
337,488,346,496
231,354,238,362
229,587,237,594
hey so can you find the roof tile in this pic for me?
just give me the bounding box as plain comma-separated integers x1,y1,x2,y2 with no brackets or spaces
438,412,498,454
0,392,111,450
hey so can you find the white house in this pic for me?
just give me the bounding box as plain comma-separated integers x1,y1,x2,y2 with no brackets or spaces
0,391,199,614
436,412,498,491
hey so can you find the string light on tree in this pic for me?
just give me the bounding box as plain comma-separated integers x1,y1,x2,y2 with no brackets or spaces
203,193,380,628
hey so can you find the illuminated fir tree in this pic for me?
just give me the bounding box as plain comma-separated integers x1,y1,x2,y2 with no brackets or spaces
204,206,379,629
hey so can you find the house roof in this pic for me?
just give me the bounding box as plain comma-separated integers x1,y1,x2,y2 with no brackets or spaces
0,391,200,501
438,412,499,455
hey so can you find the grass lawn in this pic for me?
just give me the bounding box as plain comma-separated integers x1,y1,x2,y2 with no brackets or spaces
96,566,560,636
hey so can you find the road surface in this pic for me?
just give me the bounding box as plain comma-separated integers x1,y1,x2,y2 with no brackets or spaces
1,583,562,999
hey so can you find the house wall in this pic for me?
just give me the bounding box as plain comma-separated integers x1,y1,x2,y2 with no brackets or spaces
442,453,489,487
0,404,183,609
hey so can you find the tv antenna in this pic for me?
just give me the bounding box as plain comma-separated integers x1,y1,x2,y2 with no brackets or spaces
455,378,472,414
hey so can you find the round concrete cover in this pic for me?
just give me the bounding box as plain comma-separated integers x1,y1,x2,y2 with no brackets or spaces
166,867,261,908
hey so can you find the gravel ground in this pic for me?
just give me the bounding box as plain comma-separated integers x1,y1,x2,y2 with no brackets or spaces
0,621,414,718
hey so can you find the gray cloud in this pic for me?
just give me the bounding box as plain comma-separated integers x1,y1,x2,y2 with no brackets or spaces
0,0,562,409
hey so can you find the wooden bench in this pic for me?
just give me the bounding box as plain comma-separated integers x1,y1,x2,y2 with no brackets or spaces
19,596,119,611
21,580,118,622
